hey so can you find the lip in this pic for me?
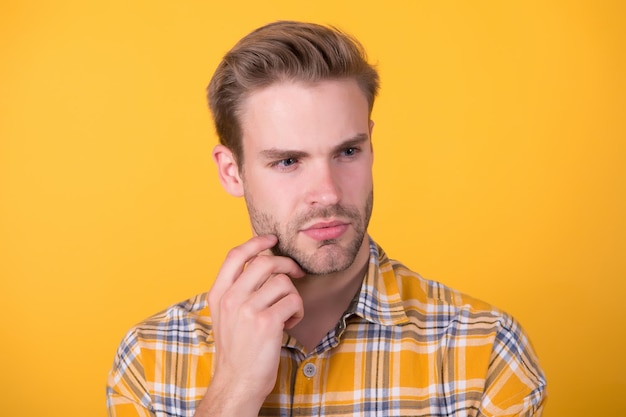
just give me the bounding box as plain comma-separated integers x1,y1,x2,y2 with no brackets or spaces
300,220,350,241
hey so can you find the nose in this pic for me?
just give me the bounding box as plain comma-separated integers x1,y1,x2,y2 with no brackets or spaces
305,161,342,206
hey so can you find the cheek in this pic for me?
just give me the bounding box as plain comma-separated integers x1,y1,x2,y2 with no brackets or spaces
340,167,373,194
249,180,299,218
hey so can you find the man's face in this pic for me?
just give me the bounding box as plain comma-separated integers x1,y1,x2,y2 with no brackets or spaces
238,79,374,275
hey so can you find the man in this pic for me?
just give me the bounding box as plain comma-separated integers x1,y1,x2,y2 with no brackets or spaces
107,21,546,417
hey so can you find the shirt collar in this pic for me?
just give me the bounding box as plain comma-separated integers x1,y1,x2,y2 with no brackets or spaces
345,237,410,326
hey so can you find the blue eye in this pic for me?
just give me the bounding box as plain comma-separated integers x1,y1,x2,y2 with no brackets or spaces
277,158,297,167
341,147,359,157
269,157,299,171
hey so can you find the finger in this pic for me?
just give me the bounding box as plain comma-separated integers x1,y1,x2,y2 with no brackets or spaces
209,235,278,302
269,292,304,330
217,257,303,323
244,273,298,308
244,275,304,329
233,254,304,294
245,274,304,330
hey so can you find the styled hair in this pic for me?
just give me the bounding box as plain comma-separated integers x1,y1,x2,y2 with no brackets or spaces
207,20,380,166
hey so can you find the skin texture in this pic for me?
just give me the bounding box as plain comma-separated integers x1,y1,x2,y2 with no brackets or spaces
246,190,372,275
196,79,375,417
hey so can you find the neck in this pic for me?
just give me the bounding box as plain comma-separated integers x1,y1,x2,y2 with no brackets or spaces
286,236,370,352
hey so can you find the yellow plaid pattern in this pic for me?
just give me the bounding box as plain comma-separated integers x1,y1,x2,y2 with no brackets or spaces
107,239,546,416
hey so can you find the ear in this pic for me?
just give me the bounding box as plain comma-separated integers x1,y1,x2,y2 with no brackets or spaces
212,144,244,197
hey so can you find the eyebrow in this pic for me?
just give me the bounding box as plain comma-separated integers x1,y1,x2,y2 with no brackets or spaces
259,133,370,160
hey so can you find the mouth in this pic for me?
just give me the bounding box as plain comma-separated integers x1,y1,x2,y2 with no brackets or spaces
300,220,350,241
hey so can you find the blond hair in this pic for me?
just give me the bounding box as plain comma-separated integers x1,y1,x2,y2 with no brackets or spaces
207,21,379,166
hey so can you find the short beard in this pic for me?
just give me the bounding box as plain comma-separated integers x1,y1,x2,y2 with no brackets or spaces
245,191,373,275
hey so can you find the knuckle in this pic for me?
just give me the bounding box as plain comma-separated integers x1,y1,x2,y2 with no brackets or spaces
285,292,303,310
271,273,293,288
219,291,238,312
256,311,281,332
224,246,244,262
238,302,256,320
248,254,272,270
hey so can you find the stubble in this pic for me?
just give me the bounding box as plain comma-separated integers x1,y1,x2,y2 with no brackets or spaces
245,191,373,275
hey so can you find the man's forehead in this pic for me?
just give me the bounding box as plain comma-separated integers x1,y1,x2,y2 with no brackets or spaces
238,79,371,150
239,78,367,114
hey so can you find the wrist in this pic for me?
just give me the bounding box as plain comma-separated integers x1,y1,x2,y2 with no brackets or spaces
194,373,265,417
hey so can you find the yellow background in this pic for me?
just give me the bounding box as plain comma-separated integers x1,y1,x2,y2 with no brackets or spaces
1,1,624,416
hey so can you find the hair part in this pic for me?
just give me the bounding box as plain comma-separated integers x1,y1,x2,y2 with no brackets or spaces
207,21,380,168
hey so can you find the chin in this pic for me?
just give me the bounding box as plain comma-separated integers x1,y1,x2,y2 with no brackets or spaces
294,240,361,276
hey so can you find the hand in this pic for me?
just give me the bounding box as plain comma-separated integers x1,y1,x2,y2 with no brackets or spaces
195,235,304,417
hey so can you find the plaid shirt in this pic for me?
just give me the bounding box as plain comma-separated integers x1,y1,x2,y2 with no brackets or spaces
107,239,546,416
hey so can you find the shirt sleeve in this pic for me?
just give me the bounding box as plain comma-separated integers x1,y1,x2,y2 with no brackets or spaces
477,314,547,417
106,329,155,417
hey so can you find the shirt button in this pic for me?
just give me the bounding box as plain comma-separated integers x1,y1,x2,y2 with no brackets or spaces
303,362,317,378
